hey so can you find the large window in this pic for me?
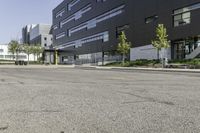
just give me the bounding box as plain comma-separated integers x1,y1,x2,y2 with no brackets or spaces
145,15,158,24
173,11,190,27
96,0,107,2
55,32,66,40
53,25,58,30
173,2,200,27
116,24,129,37
60,4,92,28
0,49,3,53
68,0,81,11
172,36,200,59
68,5,125,37
55,31,109,49
56,8,65,18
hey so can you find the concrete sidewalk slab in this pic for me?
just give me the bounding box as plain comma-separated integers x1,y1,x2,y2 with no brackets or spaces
78,66,200,73
0,65,75,69
1,64,200,73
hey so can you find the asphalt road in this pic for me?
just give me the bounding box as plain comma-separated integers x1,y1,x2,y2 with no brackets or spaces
0,67,200,133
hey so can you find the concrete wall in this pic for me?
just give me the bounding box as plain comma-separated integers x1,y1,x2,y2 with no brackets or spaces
41,34,53,47
30,24,51,41
130,45,171,61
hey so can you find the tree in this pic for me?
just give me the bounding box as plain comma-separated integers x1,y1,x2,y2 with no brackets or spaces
31,45,37,62
36,45,44,62
117,31,131,66
23,44,32,65
31,44,43,62
152,24,170,67
17,44,23,61
8,40,20,60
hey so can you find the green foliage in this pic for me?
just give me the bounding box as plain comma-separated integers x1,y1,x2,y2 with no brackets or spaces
8,40,23,60
152,24,170,50
169,58,200,65
30,44,44,62
22,44,44,62
105,59,200,69
117,31,131,65
22,44,32,55
117,31,131,55
106,59,160,67
8,40,19,55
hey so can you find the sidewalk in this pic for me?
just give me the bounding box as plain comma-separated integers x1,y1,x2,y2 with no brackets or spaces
77,66,200,73
0,64,75,69
0,64,200,73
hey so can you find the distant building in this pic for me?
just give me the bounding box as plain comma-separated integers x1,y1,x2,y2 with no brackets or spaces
22,24,53,47
22,24,36,44
0,44,34,61
29,24,53,47
22,24,53,63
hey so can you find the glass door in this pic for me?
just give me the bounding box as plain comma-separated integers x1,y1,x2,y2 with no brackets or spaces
174,41,185,59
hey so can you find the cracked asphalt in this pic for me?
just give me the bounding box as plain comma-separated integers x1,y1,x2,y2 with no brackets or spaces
0,67,200,133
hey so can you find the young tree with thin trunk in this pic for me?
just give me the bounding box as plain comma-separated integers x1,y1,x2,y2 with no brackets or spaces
117,31,131,66
23,44,32,65
31,45,37,62
31,44,43,62
36,45,44,62
8,40,19,60
152,24,170,67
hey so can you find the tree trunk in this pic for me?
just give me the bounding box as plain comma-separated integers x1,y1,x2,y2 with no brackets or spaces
37,55,39,62
16,52,18,61
27,54,30,65
13,52,15,60
122,53,125,66
157,49,160,60
160,49,164,68
34,54,35,62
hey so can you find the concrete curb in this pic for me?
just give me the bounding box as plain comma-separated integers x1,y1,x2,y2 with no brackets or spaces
77,66,200,73
0,65,200,73
0,65,76,69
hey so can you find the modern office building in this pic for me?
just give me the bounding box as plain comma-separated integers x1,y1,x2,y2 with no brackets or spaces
22,24,53,63
22,24,53,47
52,0,200,63
22,24,36,44
29,24,53,47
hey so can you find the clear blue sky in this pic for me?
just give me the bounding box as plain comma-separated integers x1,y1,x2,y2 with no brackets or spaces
0,0,63,44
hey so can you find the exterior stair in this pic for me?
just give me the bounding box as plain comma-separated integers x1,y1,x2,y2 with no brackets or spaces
186,46,200,59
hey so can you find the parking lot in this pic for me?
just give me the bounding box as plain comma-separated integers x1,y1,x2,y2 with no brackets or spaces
0,66,200,133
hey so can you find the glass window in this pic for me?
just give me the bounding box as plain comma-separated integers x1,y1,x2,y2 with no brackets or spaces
190,3,200,10
145,15,158,24
56,8,65,18
173,12,191,27
103,34,109,42
173,2,200,27
68,5,125,36
68,0,81,11
116,25,129,38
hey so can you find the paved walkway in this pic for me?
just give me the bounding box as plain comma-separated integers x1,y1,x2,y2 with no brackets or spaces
76,65,200,73
0,64,200,73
